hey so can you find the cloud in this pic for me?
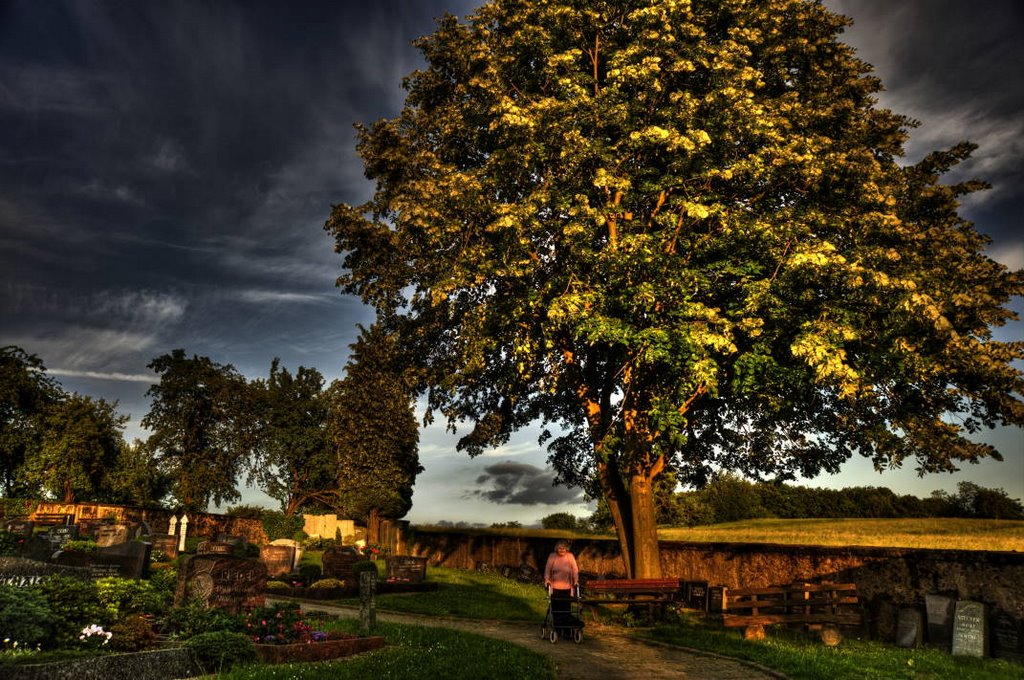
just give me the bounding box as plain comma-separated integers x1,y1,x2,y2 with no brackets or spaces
469,460,584,506
236,289,331,305
47,368,157,384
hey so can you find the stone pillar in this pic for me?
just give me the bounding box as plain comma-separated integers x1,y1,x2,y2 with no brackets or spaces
177,514,189,553
359,570,377,633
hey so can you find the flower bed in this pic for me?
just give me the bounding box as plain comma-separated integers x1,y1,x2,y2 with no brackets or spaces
254,633,384,664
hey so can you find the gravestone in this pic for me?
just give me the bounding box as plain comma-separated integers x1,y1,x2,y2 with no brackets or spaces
386,555,427,583
707,585,726,613
924,594,956,648
150,533,179,559
896,608,923,648
175,555,267,614
76,520,104,540
197,540,235,556
874,601,899,642
94,524,129,547
46,524,79,550
952,600,988,657
270,538,303,570
261,545,296,578
4,520,34,539
322,546,362,582
53,540,151,580
990,610,1024,664
0,555,90,586
684,581,709,611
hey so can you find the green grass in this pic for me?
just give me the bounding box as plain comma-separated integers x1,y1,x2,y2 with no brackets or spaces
646,613,1023,680
216,618,555,680
658,518,1024,551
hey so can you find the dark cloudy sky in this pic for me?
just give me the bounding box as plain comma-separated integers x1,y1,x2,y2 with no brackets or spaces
1,1,1021,525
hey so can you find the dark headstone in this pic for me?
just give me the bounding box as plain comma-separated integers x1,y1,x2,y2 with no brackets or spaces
174,555,267,614
53,541,151,580
46,524,79,549
94,524,129,547
3,520,34,538
216,534,246,547
896,608,923,648
0,556,91,586
150,533,179,559
76,520,104,539
990,610,1024,664
952,600,988,657
925,594,956,648
261,545,296,577
322,547,362,582
386,555,427,584
707,585,726,613
684,581,709,611
197,540,235,556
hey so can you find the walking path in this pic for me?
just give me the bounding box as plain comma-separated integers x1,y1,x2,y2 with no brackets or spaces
270,598,784,680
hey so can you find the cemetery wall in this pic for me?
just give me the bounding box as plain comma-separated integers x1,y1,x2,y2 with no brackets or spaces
26,502,268,544
408,530,1024,618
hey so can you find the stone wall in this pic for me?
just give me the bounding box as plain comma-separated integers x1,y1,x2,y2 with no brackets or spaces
408,529,1024,618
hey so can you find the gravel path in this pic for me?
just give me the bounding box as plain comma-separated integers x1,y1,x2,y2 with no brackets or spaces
270,598,785,680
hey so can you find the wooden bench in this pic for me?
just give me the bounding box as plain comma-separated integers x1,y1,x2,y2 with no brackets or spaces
580,578,681,622
719,582,861,643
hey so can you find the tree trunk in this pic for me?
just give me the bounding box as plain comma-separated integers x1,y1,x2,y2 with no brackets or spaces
600,460,662,579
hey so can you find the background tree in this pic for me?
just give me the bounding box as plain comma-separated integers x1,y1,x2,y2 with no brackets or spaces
327,325,422,534
327,0,1024,576
20,393,126,503
0,346,59,497
142,349,250,511
105,438,172,507
247,359,334,515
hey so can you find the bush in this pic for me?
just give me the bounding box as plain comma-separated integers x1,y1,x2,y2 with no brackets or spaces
352,561,378,577
302,536,337,550
310,578,344,589
224,504,266,519
95,576,172,621
241,602,322,644
0,530,25,557
108,614,158,652
261,511,305,542
0,585,52,647
298,562,322,584
183,631,256,673
61,539,99,553
36,576,105,648
540,512,579,530
166,599,243,638
265,580,289,590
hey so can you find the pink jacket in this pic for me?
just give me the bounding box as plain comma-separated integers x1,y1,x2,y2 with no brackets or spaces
544,551,579,590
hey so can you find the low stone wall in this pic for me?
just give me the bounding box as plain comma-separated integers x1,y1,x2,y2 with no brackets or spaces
2,647,202,680
408,529,1024,618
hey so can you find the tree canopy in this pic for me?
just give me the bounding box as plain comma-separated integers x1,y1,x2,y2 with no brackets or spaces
0,346,59,496
142,349,252,511
327,0,1023,576
327,324,422,524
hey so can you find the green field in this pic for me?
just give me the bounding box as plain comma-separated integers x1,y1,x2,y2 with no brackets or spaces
656,518,1024,551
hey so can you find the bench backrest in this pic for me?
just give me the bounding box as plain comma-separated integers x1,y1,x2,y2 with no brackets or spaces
585,578,680,593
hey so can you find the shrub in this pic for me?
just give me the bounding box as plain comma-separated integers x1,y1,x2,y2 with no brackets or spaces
302,535,337,550
61,539,99,553
225,504,266,519
95,576,173,620
261,511,305,542
241,602,322,644
36,576,105,647
265,580,289,590
183,631,256,673
0,530,26,557
108,614,159,652
351,560,378,578
166,599,243,638
540,512,579,530
310,578,344,589
0,585,52,647
298,562,322,584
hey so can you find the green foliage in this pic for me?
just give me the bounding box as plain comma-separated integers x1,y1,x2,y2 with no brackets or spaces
265,580,289,590
540,512,581,530
183,631,256,674
35,575,105,648
108,614,159,652
935,482,1024,520
0,585,52,647
351,560,379,578
241,602,321,644
302,536,336,550
104,438,172,507
142,349,250,511
166,599,243,638
62,539,99,553
327,0,1024,579
0,530,26,556
327,324,422,522
225,504,267,518
260,510,306,542
310,578,345,589
94,576,173,621
0,347,60,498
247,360,335,516
298,562,323,584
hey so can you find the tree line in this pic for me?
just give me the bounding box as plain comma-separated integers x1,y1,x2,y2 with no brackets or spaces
0,325,422,523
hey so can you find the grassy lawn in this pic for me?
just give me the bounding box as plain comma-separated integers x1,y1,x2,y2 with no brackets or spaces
217,618,555,680
657,518,1024,551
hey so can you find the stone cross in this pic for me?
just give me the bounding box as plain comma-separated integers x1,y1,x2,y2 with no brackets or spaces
168,515,178,536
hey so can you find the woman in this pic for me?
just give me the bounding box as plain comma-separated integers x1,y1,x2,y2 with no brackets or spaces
544,540,579,593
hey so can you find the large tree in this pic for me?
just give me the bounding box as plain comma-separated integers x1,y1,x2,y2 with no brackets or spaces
247,359,335,515
326,0,1024,576
20,393,127,503
142,349,251,511
327,325,422,530
0,346,60,497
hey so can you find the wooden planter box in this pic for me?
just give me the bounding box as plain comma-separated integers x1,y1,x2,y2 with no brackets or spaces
254,634,385,664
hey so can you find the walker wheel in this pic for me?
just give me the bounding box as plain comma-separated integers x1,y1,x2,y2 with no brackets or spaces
573,628,583,644
539,625,547,640
549,629,558,643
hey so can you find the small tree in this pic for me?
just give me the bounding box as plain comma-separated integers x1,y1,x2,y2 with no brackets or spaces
540,512,580,530
0,346,60,497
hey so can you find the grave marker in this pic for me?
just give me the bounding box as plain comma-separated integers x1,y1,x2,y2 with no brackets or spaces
46,524,79,550
175,555,267,614
386,555,427,583
261,545,296,577
94,524,129,547
150,533,179,559
924,594,955,648
952,600,988,657
3,520,34,539
896,608,923,648
990,610,1024,664
322,547,362,583
684,580,709,611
